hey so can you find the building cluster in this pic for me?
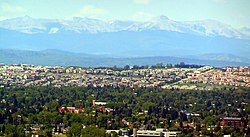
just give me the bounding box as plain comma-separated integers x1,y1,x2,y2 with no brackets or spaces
181,66,250,87
58,107,84,113
0,64,250,89
29,116,246,137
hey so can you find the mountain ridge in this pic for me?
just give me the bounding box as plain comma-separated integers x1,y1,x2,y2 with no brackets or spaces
0,49,249,67
0,16,249,39
1,27,250,58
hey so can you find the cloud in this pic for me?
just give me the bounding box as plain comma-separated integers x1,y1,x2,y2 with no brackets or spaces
132,12,153,21
75,5,107,18
133,0,151,5
0,3,27,13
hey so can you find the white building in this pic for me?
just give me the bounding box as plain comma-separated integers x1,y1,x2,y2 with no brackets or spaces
133,128,181,137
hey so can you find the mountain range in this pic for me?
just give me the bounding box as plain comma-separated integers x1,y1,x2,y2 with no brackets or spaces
1,16,249,38
0,16,250,66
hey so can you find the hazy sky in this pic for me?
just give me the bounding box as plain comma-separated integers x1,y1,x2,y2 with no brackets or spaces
0,0,249,28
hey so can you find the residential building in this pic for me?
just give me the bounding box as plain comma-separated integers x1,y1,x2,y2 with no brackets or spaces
220,117,245,128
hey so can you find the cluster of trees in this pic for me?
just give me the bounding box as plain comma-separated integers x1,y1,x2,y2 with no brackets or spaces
68,124,107,137
0,85,249,136
93,62,203,71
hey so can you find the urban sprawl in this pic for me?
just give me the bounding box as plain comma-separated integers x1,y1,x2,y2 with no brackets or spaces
0,64,250,137
1,64,250,89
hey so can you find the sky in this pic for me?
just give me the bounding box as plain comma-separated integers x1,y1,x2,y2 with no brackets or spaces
0,0,249,28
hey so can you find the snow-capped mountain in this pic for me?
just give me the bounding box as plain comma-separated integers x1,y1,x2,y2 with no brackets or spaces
185,20,244,38
0,16,63,34
108,20,138,31
63,17,111,33
1,15,250,62
240,27,250,37
0,15,249,39
127,16,190,32
126,16,246,38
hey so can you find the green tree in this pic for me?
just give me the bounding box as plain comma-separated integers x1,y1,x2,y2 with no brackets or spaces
81,126,106,137
67,122,82,137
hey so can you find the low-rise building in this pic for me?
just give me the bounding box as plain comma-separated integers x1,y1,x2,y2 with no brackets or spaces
133,128,181,137
58,107,84,113
92,100,107,106
220,117,245,128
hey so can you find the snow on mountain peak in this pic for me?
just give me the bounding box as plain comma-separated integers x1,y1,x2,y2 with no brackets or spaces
0,16,47,34
49,27,59,34
185,20,244,38
0,16,249,39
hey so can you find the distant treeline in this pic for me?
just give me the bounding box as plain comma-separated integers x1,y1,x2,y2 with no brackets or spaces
94,62,204,70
